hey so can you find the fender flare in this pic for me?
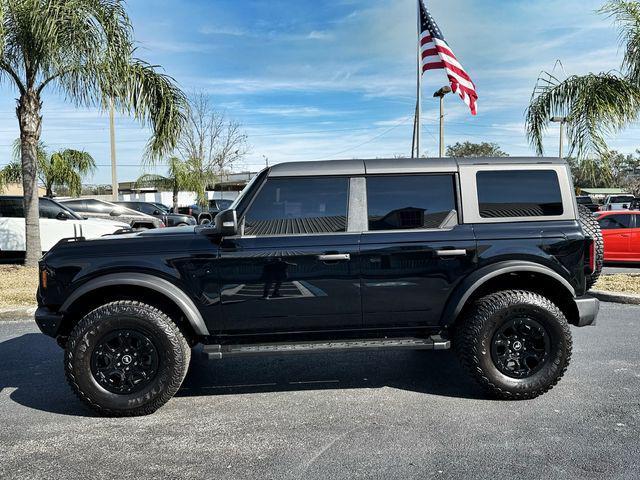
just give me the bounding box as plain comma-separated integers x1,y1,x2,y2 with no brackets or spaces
440,260,576,326
61,273,209,336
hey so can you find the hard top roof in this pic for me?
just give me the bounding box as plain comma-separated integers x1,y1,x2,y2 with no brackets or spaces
267,157,566,177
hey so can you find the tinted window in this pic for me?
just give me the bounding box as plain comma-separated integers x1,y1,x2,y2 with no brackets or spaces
244,177,349,235
39,198,66,219
0,198,24,217
477,170,563,218
367,175,456,230
598,214,632,230
84,199,114,213
609,196,634,204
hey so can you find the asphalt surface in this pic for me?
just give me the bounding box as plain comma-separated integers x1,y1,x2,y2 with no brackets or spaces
603,264,640,275
1,304,639,480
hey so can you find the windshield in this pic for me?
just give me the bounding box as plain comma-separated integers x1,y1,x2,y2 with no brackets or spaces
152,203,169,213
230,170,267,212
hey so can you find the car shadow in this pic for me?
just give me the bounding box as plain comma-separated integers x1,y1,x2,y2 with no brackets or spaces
0,333,487,417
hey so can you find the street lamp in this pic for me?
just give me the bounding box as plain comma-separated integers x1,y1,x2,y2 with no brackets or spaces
551,116,568,160
433,86,452,158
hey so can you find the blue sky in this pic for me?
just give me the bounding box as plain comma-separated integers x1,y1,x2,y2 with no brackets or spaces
1,0,639,184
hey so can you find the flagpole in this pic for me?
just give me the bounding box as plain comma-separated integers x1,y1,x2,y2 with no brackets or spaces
415,0,422,158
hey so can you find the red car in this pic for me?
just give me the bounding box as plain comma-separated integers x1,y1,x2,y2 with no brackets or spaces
596,210,640,262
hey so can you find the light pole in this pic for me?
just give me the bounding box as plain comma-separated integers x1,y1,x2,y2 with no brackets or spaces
109,98,118,201
551,116,568,159
433,86,452,158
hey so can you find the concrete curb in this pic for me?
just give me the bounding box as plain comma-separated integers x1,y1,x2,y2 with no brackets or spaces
0,305,36,321
590,290,640,305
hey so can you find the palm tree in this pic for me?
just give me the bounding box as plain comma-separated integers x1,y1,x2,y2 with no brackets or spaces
0,160,22,192
0,1,187,265
136,157,202,212
9,142,97,197
526,0,640,160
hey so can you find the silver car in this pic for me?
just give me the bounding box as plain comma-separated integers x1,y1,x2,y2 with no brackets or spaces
602,194,635,211
59,198,165,229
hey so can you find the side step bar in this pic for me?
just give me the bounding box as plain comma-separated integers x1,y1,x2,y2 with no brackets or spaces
202,336,450,360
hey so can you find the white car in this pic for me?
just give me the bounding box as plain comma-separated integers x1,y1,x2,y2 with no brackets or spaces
0,196,131,260
603,194,635,211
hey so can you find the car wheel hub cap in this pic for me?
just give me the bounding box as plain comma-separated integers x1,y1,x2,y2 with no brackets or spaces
90,329,159,394
491,316,551,379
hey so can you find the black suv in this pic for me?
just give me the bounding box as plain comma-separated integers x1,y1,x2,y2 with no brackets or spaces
35,158,602,416
114,201,197,227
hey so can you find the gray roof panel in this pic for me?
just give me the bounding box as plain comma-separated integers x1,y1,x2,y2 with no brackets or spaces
267,157,566,177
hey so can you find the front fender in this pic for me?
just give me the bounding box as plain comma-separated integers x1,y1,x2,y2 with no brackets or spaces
60,272,209,336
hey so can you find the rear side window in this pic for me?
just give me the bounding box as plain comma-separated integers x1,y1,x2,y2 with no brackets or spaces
366,175,456,230
61,200,85,211
598,214,632,230
244,177,349,235
0,198,24,217
477,170,563,218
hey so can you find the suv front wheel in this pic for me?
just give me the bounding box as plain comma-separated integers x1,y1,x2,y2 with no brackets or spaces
455,290,572,399
65,300,191,416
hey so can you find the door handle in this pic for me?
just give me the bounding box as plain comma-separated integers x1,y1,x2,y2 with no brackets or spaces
435,249,468,257
318,253,351,262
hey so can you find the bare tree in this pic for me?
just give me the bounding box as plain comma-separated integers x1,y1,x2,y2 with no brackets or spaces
176,94,249,205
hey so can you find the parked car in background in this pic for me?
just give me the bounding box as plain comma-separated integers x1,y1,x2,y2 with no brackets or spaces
629,198,640,211
602,194,635,211
0,196,130,261
60,198,164,230
576,195,599,212
114,201,196,227
595,210,640,262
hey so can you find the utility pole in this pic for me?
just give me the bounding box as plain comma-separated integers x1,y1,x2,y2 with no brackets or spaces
433,86,452,158
551,116,568,159
109,98,118,201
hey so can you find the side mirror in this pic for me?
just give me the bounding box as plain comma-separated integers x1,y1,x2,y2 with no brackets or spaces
56,211,69,221
153,210,161,216
109,209,121,217
213,209,238,236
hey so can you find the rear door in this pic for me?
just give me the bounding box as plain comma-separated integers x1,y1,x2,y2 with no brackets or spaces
216,176,362,334
360,174,476,328
597,213,632,261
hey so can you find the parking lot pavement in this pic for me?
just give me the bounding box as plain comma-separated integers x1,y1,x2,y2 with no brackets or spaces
603,264,640,275
1,304,639,480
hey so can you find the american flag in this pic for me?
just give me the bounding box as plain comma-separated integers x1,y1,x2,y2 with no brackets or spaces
419,1,478,115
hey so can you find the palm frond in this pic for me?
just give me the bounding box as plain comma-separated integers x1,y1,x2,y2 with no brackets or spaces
526,72,640,157
599,0,640,84
135,173,174,190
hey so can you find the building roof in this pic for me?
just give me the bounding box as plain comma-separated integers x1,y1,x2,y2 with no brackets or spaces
579,188,629,195
268,157,566,177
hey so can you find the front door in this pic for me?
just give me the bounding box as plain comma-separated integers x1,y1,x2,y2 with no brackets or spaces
217,176,361,334
360,174,476,328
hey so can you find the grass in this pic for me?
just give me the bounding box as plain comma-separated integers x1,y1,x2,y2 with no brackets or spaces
0,266,38,308
593,273,640,294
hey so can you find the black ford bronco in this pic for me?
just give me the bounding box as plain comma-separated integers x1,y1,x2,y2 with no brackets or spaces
35,157,602,416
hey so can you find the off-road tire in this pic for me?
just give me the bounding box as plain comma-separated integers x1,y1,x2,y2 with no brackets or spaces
65,300,190,416
455,290,572,400
577,204,604,290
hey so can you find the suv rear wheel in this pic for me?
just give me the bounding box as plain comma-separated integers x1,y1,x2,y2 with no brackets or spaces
65,300,190,416
455,290,572,399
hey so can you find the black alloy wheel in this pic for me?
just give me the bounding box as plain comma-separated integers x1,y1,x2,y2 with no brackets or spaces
90,329,159,394
490,317,550,378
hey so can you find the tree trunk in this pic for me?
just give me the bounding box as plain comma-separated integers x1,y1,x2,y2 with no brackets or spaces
172,183,179,212
17,90,43,266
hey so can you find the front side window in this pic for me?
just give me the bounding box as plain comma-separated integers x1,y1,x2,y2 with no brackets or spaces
598,214,632,230
477,170,563,218
39,198,66,219
366,175,456,230
244,177,349,235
